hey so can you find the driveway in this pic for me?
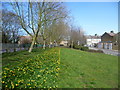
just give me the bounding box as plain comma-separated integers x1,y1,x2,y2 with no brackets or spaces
89,47,120,56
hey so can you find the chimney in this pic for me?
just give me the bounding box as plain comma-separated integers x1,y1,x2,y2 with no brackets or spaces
95,34,97,36
110,31,114,33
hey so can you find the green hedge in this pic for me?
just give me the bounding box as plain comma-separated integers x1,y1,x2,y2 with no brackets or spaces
2,48,60,89
87,49,104,53
73,45,81,49
73,45,89,51
80,46,89,51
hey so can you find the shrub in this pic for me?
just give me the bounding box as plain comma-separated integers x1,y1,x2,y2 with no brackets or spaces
80,46,89,51
87,49,103,53
73,45,81,49
73,45,89,51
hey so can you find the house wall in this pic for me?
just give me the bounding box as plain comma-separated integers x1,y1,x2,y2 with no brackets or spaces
98,43,103,48
101,33,114,42
86,39,101,47
18,36,32,45
60,41,68,46
101,33,118,50
98,42,113,50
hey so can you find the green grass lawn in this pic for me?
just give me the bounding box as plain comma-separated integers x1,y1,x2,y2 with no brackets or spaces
2,47,118,88
58,48,118,88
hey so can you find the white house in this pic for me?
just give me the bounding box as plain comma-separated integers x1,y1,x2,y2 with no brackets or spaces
86,35,101,47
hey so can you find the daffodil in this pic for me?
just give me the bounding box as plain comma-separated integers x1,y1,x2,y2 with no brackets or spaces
4,68,9,70
16,84,19,86
38,75,41,77
18,80,21,83
11,82,14,89
27,83,30,86
2,81,5,83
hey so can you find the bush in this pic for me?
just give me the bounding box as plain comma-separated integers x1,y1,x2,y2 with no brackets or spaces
2,48,60,89
87,49,103,53
73,45,89,51
80,46,89,51
73,45,81,49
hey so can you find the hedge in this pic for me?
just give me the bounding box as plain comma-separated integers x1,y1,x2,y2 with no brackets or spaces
73,45,89,51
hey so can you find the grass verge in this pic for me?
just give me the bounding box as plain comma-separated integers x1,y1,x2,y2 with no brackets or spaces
58,48,118,88
2,48,60,89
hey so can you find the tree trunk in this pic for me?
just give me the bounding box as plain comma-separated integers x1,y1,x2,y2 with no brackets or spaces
49,37,51,48
49,43,51,48
43,40,45,49
72,41,73,48
28,36,36,52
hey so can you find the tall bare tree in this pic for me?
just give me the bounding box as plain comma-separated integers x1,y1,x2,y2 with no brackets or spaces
8,1,68,52
39,3,68,49
69,26,86,48
49,20,69,45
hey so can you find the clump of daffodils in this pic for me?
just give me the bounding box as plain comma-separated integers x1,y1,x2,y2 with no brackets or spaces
2,48,60,88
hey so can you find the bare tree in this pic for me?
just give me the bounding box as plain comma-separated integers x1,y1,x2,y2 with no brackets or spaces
69,26,86,48
49,20,69,46
2,9,21,44
39,3,68,49
8,1,68,52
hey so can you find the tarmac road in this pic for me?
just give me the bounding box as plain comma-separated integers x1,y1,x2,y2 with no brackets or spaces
89,47,120,56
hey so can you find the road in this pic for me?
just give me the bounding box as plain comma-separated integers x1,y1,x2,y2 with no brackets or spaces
89,47,120,56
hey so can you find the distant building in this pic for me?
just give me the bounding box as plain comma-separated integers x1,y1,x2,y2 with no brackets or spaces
86,35,101,47
101,31,116,42
18,36,32,45
60,41,68,46
98,31,118,50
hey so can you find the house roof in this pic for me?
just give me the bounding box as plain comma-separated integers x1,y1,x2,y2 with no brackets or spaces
86,35,101,39
107,32,116,36
19,36,32,38
101,31,117,37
